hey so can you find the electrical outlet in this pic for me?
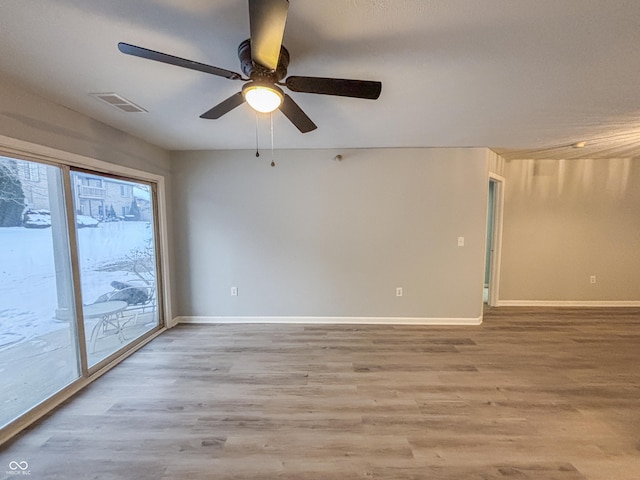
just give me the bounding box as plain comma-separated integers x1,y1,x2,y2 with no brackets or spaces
396,287,403,297
457,236,465,247
590,275,596,284
231,286,238,296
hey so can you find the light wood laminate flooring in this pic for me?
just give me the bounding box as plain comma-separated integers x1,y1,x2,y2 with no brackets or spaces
1,307,639,479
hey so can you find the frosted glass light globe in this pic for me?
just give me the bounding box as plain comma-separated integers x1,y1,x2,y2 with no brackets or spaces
243,84,283,113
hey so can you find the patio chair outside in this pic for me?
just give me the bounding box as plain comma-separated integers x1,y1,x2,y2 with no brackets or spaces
88,281,157,352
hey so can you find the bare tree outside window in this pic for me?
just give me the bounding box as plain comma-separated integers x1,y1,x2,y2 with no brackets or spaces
0,159,26,227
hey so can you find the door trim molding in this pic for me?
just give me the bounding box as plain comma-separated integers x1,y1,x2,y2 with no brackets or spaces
485,173,505,307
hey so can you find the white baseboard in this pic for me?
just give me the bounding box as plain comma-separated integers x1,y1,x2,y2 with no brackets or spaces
496,300,640,307
174,316,483,326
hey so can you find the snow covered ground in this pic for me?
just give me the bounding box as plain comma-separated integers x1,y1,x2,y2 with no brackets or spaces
0,221,155,348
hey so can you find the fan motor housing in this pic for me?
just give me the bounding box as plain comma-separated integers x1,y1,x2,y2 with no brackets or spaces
238,39,289,82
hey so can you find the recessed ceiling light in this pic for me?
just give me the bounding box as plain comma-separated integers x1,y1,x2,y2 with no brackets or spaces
572,141,586,148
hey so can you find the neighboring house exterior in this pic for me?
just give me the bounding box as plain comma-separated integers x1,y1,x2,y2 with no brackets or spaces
14,159,50,211
134,195,152,222
72,173,151,221
0,156,150,222
74,174,136,219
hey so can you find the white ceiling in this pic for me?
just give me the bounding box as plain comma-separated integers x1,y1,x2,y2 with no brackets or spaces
1,0,640,159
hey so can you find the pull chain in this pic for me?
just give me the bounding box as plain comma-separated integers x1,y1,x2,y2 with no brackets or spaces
255,113,260,157
270,112,275,167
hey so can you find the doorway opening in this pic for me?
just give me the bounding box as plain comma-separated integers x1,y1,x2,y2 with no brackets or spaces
484,174,504,306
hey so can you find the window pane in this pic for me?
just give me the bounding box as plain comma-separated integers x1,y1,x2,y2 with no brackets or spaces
0,157,80,428
71,172,160,367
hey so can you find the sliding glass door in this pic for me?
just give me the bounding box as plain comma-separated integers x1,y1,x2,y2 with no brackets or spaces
0,156,163,430
0,157,80,429
71,171,161,367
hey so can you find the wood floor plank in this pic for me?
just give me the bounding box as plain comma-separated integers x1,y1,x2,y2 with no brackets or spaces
1,307,640,479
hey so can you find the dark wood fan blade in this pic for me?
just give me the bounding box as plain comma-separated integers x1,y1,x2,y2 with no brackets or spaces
200,92,245,119
285,76,382,99
118,42,242,80
279,94,317,133
249,0,289,70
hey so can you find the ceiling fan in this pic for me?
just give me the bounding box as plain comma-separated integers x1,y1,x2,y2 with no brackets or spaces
117,0,382,133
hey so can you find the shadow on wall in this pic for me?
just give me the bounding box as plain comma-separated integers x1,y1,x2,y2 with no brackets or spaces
511,158,632,200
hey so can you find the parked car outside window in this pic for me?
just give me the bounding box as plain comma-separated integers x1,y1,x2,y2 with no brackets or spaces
23,209,51,229
76,215,100,228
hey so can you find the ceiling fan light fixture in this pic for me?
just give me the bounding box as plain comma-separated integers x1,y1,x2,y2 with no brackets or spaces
243,83,283,113
117,0,380,134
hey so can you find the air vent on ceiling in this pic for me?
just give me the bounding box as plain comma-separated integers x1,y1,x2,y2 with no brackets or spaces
89,92,147,113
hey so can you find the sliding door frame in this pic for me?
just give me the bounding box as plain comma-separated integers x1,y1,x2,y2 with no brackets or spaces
0,134,172,445
62,164,90,377
70,166,166,374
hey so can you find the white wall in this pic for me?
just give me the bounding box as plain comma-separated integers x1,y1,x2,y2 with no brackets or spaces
499,158,640,305
172,147,491,323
